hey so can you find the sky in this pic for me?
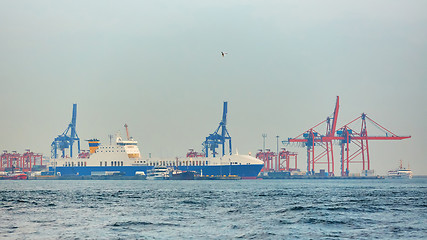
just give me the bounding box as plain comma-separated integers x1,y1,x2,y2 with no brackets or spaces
0,0,426,175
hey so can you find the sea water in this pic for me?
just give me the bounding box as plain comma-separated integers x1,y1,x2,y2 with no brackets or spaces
1,178,426,239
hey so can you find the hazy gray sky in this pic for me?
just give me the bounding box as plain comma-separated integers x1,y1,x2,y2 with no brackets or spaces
1,1,426,175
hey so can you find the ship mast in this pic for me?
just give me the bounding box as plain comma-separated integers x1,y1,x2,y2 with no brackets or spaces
124,124,130,140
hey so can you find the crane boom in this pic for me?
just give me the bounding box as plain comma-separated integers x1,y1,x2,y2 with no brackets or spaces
330,96,339,137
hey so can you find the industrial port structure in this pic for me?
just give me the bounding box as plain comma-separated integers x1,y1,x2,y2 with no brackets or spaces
255,97,411,177
256,149,298,173
1,99,411,178
51,103,80,159
0,103,80,174
202,101,232,158
0,150,43,172
283,96,411,177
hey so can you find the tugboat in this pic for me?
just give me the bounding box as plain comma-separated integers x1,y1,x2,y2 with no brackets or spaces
169,169,196,180
387,160,413,179
0,171,28,180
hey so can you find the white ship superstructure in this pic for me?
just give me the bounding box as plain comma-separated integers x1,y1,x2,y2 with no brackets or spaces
52,134,148,168
387,160,413,179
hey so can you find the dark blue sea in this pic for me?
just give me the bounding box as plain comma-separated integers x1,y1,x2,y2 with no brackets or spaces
1,178,426,239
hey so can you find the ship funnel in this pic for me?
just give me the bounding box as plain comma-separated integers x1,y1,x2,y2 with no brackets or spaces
87,139,100,154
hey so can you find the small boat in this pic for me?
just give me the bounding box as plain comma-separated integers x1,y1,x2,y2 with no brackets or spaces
388,160,413,179
134,171,147,180
0,171,28,180
146,167,170,180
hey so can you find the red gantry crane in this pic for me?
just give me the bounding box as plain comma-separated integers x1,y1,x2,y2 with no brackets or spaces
256,149,276,172
324,113,411,176
0,150,43,172
285,96,340,176
285,96,411,176
278,148,298,171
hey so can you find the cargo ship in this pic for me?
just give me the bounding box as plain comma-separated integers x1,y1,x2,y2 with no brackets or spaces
48,133,264,179
48,102,263,179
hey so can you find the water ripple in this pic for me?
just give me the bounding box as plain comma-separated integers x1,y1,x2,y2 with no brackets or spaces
0,178,426,239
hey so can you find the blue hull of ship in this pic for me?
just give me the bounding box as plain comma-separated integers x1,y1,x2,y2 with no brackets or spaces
49,164,264,178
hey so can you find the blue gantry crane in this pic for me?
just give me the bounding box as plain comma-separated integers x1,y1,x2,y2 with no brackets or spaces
203,102,232,157
51,104,80,158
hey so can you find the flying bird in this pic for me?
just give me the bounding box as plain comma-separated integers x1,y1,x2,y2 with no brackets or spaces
221,52,228,57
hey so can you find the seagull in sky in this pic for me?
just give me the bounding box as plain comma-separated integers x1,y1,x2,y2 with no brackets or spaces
221,52,228,57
